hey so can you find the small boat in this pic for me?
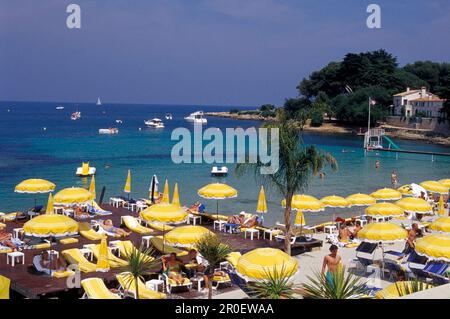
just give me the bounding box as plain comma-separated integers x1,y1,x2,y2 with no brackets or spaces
165,113,173,120
56,106,64,110
71,111,81,120
211,166,228,177
115,119,123,124
184,111,207,124
76,162,96,177
99,128,119,135
96,97,102,106
144,118,164,128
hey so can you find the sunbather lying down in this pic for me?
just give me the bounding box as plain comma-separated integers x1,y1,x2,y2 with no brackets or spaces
33,251,68,276
0,224,21,251
74,206,91,220
227,212,261,228
101,219,130,237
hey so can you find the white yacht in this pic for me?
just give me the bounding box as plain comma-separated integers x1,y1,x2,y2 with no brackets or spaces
165,113,173,120
211,166,228,177
96,97,102,106
184,111,207,124
144,118,164,128
99,128,119,135
56,105,64,110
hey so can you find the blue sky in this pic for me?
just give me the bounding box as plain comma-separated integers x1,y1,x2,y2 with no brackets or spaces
1,0,449,106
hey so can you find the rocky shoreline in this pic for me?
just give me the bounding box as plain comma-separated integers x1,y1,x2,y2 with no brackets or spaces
205,111,450,146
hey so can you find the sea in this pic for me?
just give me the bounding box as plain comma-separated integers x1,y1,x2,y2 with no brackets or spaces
1,101,449,226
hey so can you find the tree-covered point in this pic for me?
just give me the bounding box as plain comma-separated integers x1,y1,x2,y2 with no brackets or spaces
292,49,450,125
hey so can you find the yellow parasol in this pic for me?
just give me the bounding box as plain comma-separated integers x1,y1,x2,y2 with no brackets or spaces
15,178,56,207
420,181,448,194
162,179,170,204
395,197,432,215
89,175,96,200
294,211,305,227
281,194,324,212
164,225,214,248
236,248,298,281
45,193,54,214
96,238,110,272
370,188,402,201
53,187,92,205
365,202,404,218
345,193,376,206
256,186,268,214
123,170,131,195
320,195,351,208
357,222,407,243
415,234,450,262
172,183,180,207
198,183,238,218
429,217,450,233
438,179,450,188
23,213,78,237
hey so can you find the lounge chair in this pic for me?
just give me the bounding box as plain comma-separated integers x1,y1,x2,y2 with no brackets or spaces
150,236,188,257
161,273,192,293
423,262,449,285
110,240,155,263
146,222,174,232
220,251,241,270
122,216,153,234
382,259,406,281
351,242,378,273
62,248,97,273
405,250,428,280
81,278,121,299
212,271,232,290
116,272,166,299
87,244,128,268
78,222,106,241
88,202,112,216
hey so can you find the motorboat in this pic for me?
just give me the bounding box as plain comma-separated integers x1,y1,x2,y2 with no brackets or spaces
211,166,228,177
56,106,64,110
115,119,123,124
165,113,173,120
71,111,81,120
96,97,102,106
99,128,119,135
144,118,164,128
76,162,96,176
184,111,207,124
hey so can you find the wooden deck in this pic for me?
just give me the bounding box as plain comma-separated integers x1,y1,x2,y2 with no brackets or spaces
0,204,321,299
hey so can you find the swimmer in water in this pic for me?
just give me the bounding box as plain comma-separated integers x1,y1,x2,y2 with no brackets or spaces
375,160,380,169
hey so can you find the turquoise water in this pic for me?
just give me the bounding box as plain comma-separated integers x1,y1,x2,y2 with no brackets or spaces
1,101,449,226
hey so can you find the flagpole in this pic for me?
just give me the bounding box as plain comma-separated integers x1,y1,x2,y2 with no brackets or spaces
368,97,371,135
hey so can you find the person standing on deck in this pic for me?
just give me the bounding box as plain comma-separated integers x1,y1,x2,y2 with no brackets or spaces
391,170,398,185
322,245,341,284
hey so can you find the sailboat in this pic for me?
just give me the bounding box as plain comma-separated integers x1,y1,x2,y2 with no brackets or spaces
96,97,102,106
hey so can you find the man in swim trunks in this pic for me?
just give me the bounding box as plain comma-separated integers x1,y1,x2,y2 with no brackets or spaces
338,224,351,243
322,245,341,284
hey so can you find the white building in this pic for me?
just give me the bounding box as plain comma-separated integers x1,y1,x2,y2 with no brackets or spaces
393,87,446,118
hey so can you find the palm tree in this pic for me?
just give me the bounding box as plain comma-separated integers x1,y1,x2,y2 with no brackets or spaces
247,264,297,299
195,233,232,299
236,109,338,255
301,266,369,299
118,245,161,299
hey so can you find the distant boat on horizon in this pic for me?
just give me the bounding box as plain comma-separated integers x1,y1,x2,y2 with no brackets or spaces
56,105,64,110
96,97,102,106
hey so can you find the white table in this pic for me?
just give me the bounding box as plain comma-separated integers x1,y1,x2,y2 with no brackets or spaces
213,220,226,231
6,251,25,267
356,219,368,227
12,228,23,239
136,203,148,212
187,214,201,226
244,228,260,240
54,207,64,215
110,198,124,208
108,245,120,257
263,229,280,241
190,277,204,292
141,235,153,248
146,279,165,292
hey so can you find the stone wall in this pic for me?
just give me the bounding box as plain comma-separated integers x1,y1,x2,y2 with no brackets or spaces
385,116,450,135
